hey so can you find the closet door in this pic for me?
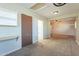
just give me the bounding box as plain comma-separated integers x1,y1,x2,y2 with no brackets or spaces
21,14,32,47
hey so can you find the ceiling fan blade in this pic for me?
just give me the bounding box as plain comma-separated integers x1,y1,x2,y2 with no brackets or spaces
30,3,46,10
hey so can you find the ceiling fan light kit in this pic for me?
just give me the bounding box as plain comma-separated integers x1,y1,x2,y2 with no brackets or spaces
53,3,66,7
53,11,59,14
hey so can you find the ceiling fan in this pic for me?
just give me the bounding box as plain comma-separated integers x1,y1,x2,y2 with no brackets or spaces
30,3,66,10
53,3,66,7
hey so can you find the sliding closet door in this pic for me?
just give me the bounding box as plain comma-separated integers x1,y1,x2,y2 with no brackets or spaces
21,14,32,47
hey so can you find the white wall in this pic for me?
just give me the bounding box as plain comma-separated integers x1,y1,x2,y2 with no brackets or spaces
32,18,38,43
43,19,49,39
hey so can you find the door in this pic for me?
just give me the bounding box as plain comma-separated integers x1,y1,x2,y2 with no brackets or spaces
21,14,32,47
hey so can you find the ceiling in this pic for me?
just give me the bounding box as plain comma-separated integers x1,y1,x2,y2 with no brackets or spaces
0,3,35,11
0,3,79,19
33,3,79,19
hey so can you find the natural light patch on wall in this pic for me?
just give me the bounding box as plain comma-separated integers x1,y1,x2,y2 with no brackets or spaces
38,20,43,41
50,17,76,36
55,22,70,33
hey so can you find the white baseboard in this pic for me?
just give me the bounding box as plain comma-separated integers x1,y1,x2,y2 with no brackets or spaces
0,47,21,56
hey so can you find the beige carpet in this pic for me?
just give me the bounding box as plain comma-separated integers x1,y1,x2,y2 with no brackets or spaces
7,39,79,56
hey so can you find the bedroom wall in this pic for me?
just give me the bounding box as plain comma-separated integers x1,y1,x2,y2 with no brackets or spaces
50,17,76,36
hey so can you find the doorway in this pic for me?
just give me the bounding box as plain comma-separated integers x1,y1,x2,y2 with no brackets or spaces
21,14,32,47
38,20,43,41
50,17,76,39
